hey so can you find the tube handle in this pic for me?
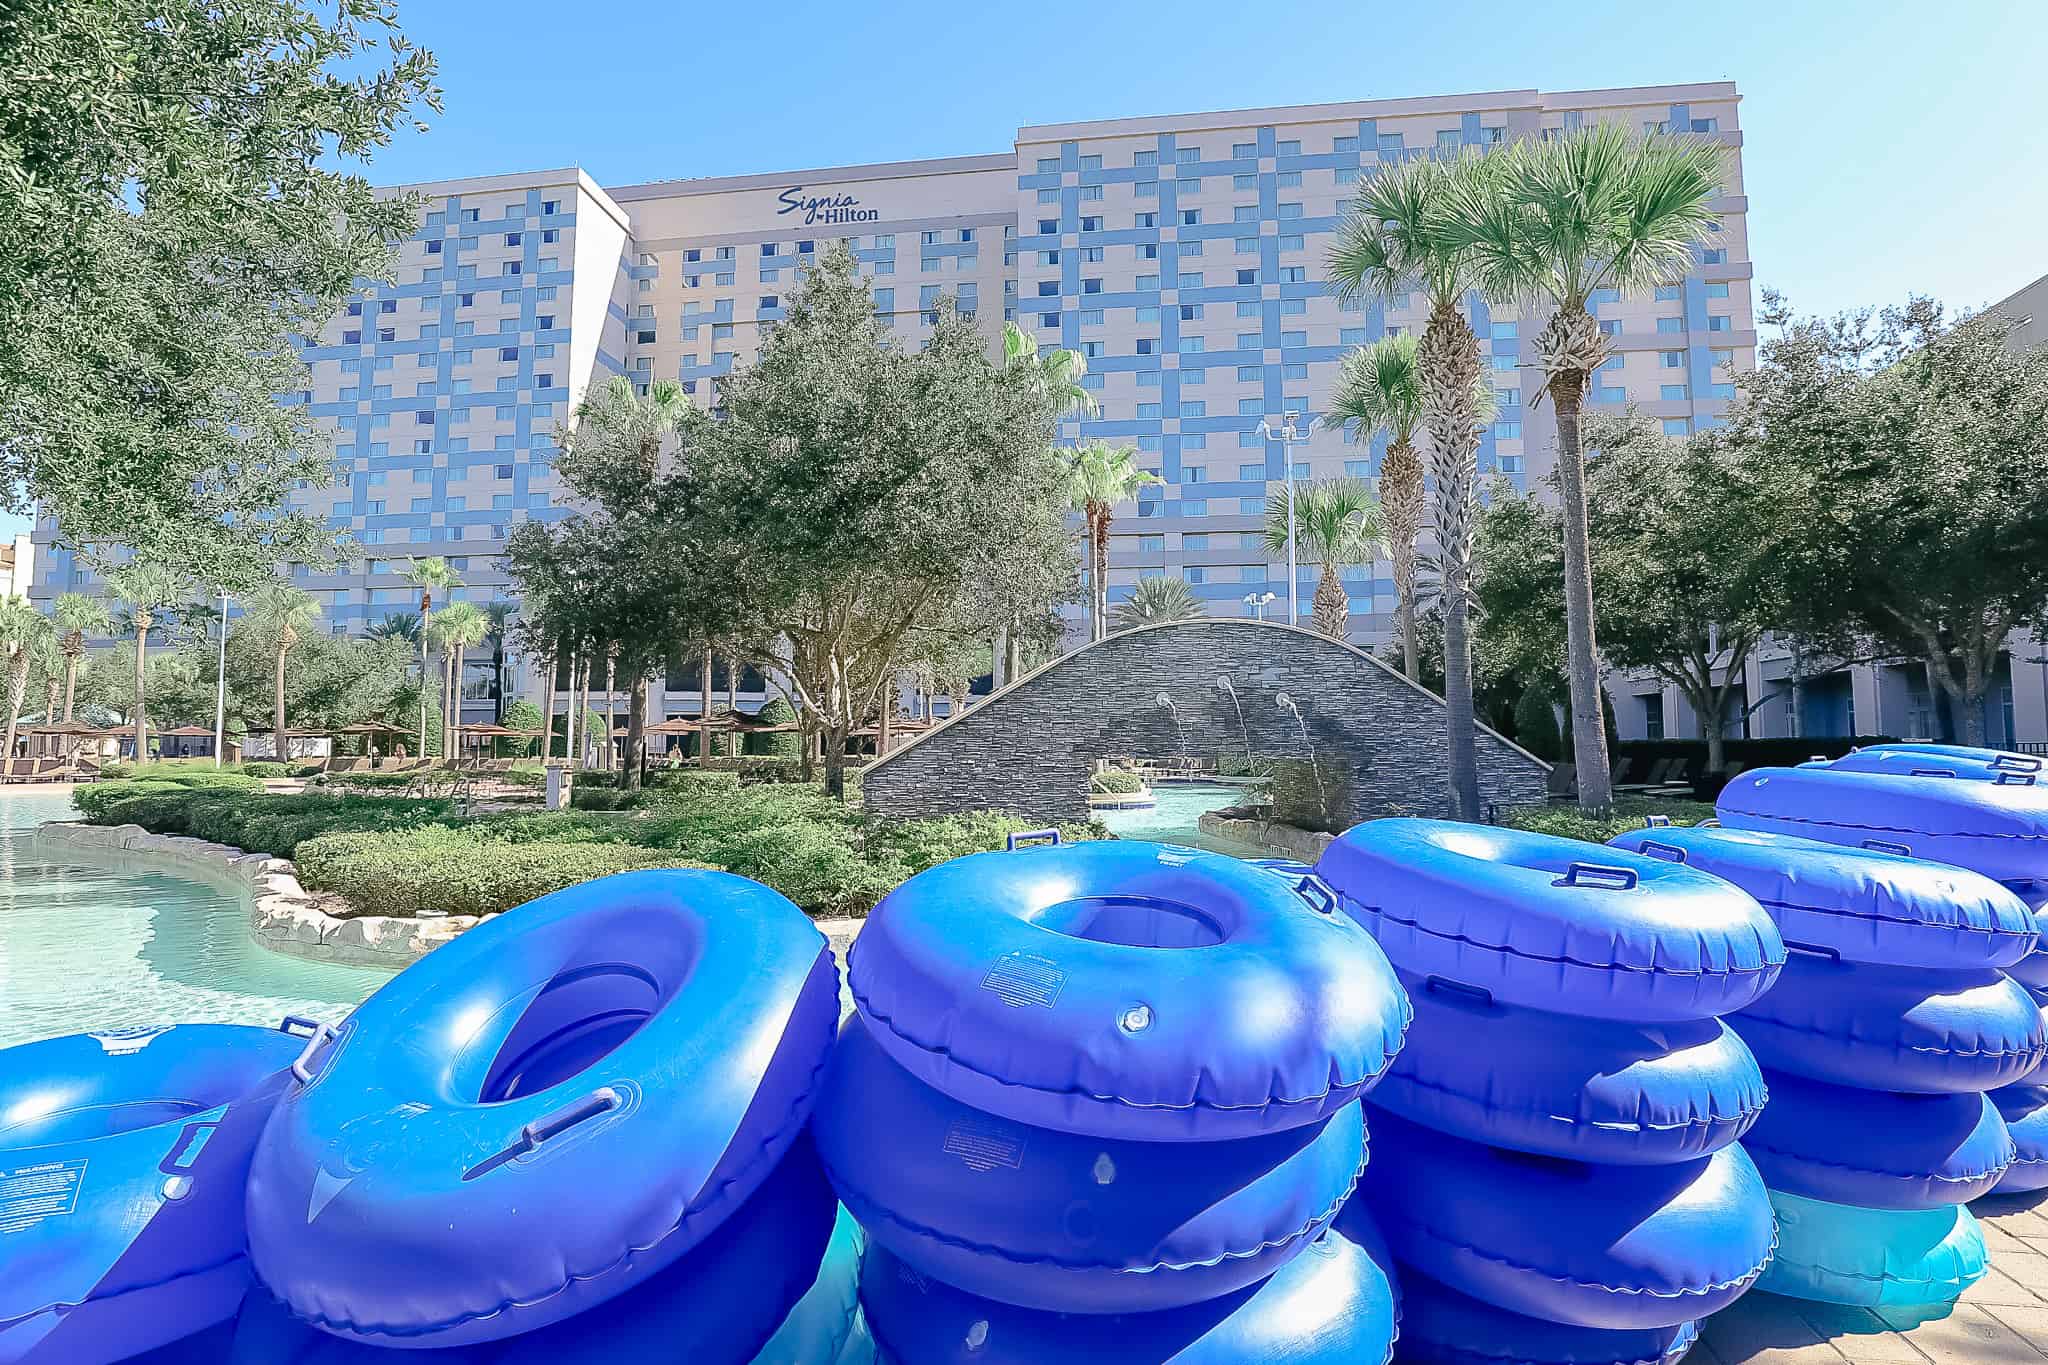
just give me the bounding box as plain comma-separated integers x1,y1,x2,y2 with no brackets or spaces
1861,838,1914,857
1635,840,1688,864
1997,772,2039,787
288,1021,340,1086
522,1087,621,1149
1292,876,1339,916
1006,828,1062,850
1994,754,2044,773
1554,861,1640,891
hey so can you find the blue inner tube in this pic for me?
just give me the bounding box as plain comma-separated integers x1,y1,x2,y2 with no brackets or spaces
0,1021,304,1365
219,1136,848,1365
849,838,1408,1142
1608,825,2038,971
1317,819,1784,1023
812,1016,1364,1315
1731,953,2045,1094
1993,1085,2048,1194
245,869,840,1348
1742,1070,2013,1209
1719,766,2048,883
1357,1108,1774,1331
1393,1268,1698,1365
1757,1191,1986,1307
1819,742,2043,783
857,1215,1399,1365
1371,974,1765,1165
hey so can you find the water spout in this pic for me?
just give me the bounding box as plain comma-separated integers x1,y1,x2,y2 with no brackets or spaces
1216,677,1254,770
1275,693,1329,821
1156,692,1191,768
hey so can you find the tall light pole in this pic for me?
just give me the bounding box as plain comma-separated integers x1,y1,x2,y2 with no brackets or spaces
1243,591,1276,621
212,588,230,767
1256,411,1307,626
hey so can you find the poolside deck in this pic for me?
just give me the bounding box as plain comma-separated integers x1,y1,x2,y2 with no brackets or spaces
1701,1191,2048,1363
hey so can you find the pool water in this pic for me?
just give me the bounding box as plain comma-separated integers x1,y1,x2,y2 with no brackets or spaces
0,791,392,1049
1097,780,1271,857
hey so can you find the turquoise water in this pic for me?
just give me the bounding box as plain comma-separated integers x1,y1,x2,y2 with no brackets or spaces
0,791,392,1049
1098,781,1270,857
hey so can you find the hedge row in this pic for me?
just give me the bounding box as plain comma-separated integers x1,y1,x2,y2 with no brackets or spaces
76,773,1102,920
1498,796,1717,844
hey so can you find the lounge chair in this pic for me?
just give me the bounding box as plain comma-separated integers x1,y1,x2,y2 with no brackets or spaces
1546,762,1578,801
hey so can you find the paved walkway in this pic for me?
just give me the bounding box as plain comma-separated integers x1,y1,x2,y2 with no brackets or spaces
1700,1191,2048,1363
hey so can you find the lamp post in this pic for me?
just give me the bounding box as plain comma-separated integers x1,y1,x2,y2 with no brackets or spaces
1243,591,1276,621
1256,411,1307,626
212,588,230,768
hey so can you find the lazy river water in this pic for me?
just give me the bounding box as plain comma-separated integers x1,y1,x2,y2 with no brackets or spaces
0,790,391,1049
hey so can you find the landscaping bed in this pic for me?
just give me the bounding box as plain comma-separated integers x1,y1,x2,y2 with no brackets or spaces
74,769,1103,920
1496,796,1718,843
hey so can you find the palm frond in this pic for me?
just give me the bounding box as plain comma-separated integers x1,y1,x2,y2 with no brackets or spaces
1112,576,1205,630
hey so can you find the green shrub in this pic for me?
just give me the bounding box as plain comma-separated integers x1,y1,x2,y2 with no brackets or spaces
711,822,899,918
497,765,546,788
296,826,711,918
1512,682,1564,762
1499,797,1716,845
744,698,801,757
1088,770,1146,794
871,811,1107,876
239,761,290,779
570,786,644,812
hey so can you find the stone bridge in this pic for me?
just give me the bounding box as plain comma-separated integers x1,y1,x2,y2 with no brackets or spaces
862,619,1548,826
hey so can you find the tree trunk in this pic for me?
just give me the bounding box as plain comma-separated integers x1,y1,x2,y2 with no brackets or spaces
417,625,430,758
1092,511,1110,642
1787,638,1805,739
798,718,817,782
1548,363,1612,810
1419,301,1485,821
1311,566,1350,640
43,675,60,742
542,652,558,761
823,725,848,800
273,640,289,764
1380,436,1425,681
605,654,618,771
725,649,739,755
1958,646,1989,747
577,657,592,767
1693,687,1727,777
623,671,648,791
492,639,506,723
563,653,578,767
132,614,150,766
699,647,714,764
62,651,79,724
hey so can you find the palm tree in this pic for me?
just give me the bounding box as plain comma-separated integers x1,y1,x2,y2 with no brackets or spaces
483,601,516,723
1327,337,1427,677
1266,479,1388,642
366,612,420,643
52,592,111,724
0,598,49,775
1460,125,1725,810
1064,443,1161,643
105,561,188,765
403,557,462,755
1112,576,1206,631
246,582,321,764
432,600,488,761
1329,149,1510,820
570,375,691,479
31,630,62,738
1003,322,1097,419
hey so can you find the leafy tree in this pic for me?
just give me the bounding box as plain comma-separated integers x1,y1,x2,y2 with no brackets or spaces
1513,680,1564,762
746,697,801,758
501,699,545,758
1003,322,1097,419
1267,478,1385,641
1065,443,1160,642
106,559,190,760
244,582,321,762
1112,576,1206,631
1730,298,2048,744
0,0,438,577
52,592,111,723
366,613,421,643
1328,336,1426,676
1463,124,1725,808
696,249,1069,798
431,600,487,759
1329,150,1510,819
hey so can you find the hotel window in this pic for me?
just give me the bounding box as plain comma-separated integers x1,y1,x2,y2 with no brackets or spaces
1706,282,1730,299
1082,278,1102,294
1140,535,1165,552
542,200,559,215
1183,400,1206,417
1176,147,1199,163
1278,266,1305,283
1177,272,1202,289
1081,246,1104,262
1136,339,1157,355
1181,240,1204,257
1281,331,1306,348
1237,365,1261,381
342,329,362,344
1345,460,1370,478
921,257,939,272
1134,211,1158,228
1237,269,1257,284
1037,189,1058,205
462,208,480,222
1494,421,1522,440
1180,304,1203,320
1377,132,1405,154
1134,150,1158,167
1335,168,1359,185
1138,403,1162,419
1709,383,1736,399
1237,331,1260,348
1488,355,1516,371
1276,202,1303,219
1707,315,1732,332
1236,301,1259,318
1277,140,1300,156
1712,349,1735,371
1178,337,1205,353
1185,430,1208,447
758,296,778,310
1039,313,1058,328
1080,308,1103,325
1277,171,1301,187
1036,157,1059,172
1238,399,1263,416
1177,179,1200,194
1080,185,1102,201
1702,248,1727,265
1341,327,1367,344
1135,182,1158,198
1182,499,1208,516
1436,129,1462,151
1136,274,1159,290
1481,126,1505,144
1278,234,1304,251
873,289,893,311
1080,215,1101,232
1234,173,1256,190
1689,118,1719,133
1279,298,1306,316
1136,305,1159,321
1655,284,1681,302
1080,155,1101,170
1660,351,1684,368
1239,497,1266,514
1181,209,1201,225
1233,205,1259,223
1663,419,1691,436
1334,135,1358,152
1037,219,1058,234
1282,362,1307,379
1235,238,1257,255
1038,250,1060,266
377,327,395,341
498,346,518,360
1137,370,1161,386
1233,142,1256,158
1496,388,1522,408
1661,384,1689,401
1237,431,1262,448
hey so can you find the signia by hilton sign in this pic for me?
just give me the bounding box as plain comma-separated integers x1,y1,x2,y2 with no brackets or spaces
776,187,880,226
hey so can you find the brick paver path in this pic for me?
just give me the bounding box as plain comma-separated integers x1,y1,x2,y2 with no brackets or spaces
1700,1192,2048,1363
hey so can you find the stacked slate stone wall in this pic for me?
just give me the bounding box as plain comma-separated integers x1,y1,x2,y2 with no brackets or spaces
863,621,1549,826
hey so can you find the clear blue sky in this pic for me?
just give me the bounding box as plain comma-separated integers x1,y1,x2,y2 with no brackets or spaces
8,1,2040,542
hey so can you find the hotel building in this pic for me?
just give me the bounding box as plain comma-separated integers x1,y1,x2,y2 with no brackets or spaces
31,81,1757,729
